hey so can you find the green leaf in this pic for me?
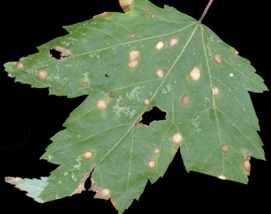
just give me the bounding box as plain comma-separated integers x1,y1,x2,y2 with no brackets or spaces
4,0,268,213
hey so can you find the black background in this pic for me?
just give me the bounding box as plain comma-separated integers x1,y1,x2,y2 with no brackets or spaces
1,0,270,213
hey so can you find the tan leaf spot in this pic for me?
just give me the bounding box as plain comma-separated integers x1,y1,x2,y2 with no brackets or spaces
168,38,178,47
81,82,87,87
189,66,201,81
156,68,164,78
171,133,182,151
148,157,156,169
82,151,94,160
16,61,23,69
213,53,222,65
5,177,23,185
109,91,115,98
217,175,227,180
96,99,108,111
242,152,251,175
37,69,48,81
155,41,164,50
221,144,229,153
130,33,136,38
211,87,219,96
146,6,150,12
93,12,110,18
151,14,156,19
119,0,134,13
128,49,140,69
154,147,160,154
143,98,150,105
233,48,239,56
181,95,189,107
54,46,72,58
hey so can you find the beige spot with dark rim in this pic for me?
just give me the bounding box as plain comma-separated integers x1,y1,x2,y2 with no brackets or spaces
171,133,182,151
148,157,156,169
96,99,108,111
16,61,23,69
109,91,115,98
156,69,164,78
151,14,156,19
82,151,94,160
128,49,140,69
217,175,226,180
233,48,239,56
146,6,150,12
168,38,178,47
143,98,149,106
119,0,134,13
155,41,164,50
154,148,160,154
189,66,201,81
181,95,189,107
37,70,48,81
213,53,222,65
130,33,136,38
211,87,219,96
242,152,251,175
81,82,87,87
221,144,229,153
93,12,110,18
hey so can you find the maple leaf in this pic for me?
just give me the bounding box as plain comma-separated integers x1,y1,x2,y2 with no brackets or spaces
3,0,269,213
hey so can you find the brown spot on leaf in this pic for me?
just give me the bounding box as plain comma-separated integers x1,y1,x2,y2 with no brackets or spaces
242,152,251,175
146,6,150,12
37,69,48,81
233,48,239,56
143,98,150,105
53,46,72,59
189,66,201,81
213,53,222,65
168,38,178,47
146,143,150,147
93,12,110,18
148,156,156,169
109,91,115,98
83,39,87,42
110,198,116,208
154,147,160,154
82,151,94,160
130,33,136,38
211,87,219,96
96,99,108,111
156,68,164,78
70,164,96,196
16,61,23,69
81,82,87,87
128,49,140,69
217,175,227,180
171,133,182,151
150,14,156,19
181,95,189,106
119,0,134,13
90,177,111,200
5,177,23,185
221,144,229,153
155,41,164,50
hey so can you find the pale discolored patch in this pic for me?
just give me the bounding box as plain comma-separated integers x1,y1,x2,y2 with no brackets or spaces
171,133,182,151
211,87,219,96
81,82,87,87
154,147,160,154
148,157,156,169
155,41,164,50
110,198,116,208
130,33,136,38
242,152,251,175
37,69,48,81
16,61,23,69
93,12,110,18
5,176,23,185
96,99,108,111
233,48,239,56
90,177,111,200
156,68,164,78
150,14,156,19
213,53,222,65
143,98,150,105
109,91,115,98
221,144,229,153
181,95,189,106
217,175,227,180
119,0,134,13
128,49,140,69
53,46,72,59
168,38,178,47
189,66,201,81
82,151,94,160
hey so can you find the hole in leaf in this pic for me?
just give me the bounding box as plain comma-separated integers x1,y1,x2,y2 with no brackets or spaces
139,106,166,126
49,48,61,59
84,175,91,190
105,74,109,77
